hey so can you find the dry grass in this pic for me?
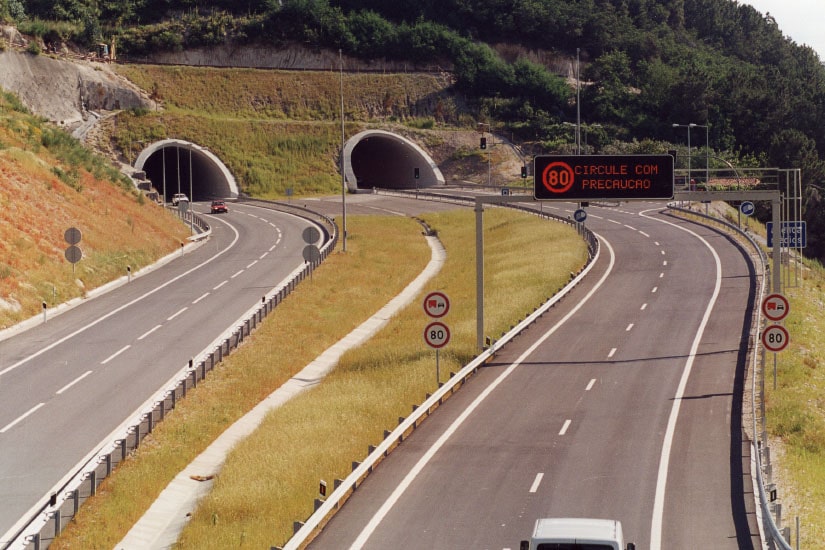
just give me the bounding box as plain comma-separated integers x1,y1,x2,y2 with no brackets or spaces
0,92,190,328
52,209,586,549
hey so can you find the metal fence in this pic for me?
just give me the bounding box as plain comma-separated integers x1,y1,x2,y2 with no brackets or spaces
3,203,337,550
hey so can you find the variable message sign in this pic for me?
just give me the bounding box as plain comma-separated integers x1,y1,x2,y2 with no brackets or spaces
534,155,674,201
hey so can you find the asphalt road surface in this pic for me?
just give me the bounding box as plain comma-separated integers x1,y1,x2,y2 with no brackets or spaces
308,198,758,549
0,202,317,542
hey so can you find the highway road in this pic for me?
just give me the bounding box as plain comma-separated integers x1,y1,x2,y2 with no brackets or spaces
0,201,318,542
307,199,759,549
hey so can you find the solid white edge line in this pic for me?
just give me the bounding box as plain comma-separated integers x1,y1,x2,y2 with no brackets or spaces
0,403,45,433
529,473,544,493
101,345,131,365
56,370,94,395
641,208,723,550
347,234,617,550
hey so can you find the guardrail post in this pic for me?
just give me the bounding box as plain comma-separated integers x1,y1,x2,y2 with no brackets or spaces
89,471,97,496
106,453,112,476
53,509,61,537
72,489,79,515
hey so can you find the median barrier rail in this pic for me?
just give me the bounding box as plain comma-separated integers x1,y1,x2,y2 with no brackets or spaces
1,201,338,550
280,189,599,549
667,204,790,550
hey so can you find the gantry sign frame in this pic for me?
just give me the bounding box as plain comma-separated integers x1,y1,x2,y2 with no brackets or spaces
534,154,675,201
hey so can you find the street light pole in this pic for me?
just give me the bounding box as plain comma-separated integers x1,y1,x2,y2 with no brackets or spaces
689,123,709,186
672,123,692,186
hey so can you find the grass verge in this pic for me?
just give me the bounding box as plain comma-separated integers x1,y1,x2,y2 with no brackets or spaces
52,208,587,549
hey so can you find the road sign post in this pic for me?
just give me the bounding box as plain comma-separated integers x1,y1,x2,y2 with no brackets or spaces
423,292,451,384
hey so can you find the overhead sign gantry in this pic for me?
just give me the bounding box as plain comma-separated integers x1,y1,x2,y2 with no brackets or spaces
534,154,674,201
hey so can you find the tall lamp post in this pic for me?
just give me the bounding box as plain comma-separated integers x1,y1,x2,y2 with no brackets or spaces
672,123,692,187
689,123,709,186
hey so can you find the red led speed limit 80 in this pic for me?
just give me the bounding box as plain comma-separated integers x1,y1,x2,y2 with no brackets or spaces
541,161,575,194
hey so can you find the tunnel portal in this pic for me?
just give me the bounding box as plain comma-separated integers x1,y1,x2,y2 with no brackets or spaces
135,139,238,202
344,130,444,191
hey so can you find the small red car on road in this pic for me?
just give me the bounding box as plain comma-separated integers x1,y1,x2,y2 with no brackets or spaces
210,200,228,214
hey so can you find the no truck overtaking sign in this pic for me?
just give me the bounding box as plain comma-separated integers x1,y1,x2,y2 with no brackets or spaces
534,155,674,201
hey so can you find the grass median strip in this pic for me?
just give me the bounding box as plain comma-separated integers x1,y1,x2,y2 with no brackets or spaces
53,208,587,549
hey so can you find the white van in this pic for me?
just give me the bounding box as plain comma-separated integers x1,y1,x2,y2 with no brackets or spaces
520,518,636,550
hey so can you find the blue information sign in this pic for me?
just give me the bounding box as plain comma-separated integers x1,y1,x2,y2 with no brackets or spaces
740,201,755,216
767,221,806,248
574,209,587,222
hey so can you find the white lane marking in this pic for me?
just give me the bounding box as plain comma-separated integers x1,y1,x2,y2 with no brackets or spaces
640,231,650,238
624,225,637,231
247,260,258,269
213,280,228,290
138,324,162,340
641,303,648,311
626,323,634,331
167,307,188,321
608,348,617,358
559,419,572,435
192,292,210,304
661,250,666,255
231,270,244,279
0,218,241,379
56,370,93,395
0,403,45,433
529,473,544,493
663,260,668,266
660,272,665,278
655,241,660,246
652,287,658,293
101,345,131,365
640,208,723,550
348,234,618,550
586,379,596,391
259,252,269,260
609,219,621,225
269,245,277,252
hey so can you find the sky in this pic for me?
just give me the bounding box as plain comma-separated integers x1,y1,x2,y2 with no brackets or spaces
743,1,825,59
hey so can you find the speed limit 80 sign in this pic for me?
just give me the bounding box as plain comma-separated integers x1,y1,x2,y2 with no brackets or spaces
762,324,789,353
424,321,450,349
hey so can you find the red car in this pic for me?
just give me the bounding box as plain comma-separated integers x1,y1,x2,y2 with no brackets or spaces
210,200,228,214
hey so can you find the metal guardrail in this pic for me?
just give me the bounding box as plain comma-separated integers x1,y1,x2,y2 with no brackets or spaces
667,204,791,550
1,202,338,550
280,189,600,549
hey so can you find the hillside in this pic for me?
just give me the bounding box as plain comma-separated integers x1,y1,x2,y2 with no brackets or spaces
0,89,190,329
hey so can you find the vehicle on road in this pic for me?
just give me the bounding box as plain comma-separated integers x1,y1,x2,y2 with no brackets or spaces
171,193,189,206
210,200,228,214
520,518,635,550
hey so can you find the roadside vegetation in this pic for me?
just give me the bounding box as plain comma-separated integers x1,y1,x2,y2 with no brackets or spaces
0,90,189,329
51,209,588,549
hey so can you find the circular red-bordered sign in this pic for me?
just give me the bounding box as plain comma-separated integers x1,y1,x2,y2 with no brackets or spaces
423,291,450,318
761,293,789,322
424,321,451,349
541,161,576,194
762,324,789,353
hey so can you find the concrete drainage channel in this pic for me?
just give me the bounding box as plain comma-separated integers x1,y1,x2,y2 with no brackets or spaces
3,203,337,550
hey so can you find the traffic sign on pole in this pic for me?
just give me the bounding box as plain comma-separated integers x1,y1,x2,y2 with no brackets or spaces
761,293,789,322
423,291,450,318
762,324,789,353
424,321,450,349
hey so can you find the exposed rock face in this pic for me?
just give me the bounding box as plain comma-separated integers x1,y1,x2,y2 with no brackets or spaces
0,50,155,128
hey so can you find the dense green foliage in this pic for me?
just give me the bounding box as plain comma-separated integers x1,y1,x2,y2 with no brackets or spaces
5,0,825,258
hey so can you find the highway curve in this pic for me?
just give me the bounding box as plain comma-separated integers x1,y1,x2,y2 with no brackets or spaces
307,199,759,549
0,202,318,543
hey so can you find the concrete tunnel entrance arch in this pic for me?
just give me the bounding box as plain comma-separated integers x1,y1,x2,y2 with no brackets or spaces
343,130,445,191
135,139,239,202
